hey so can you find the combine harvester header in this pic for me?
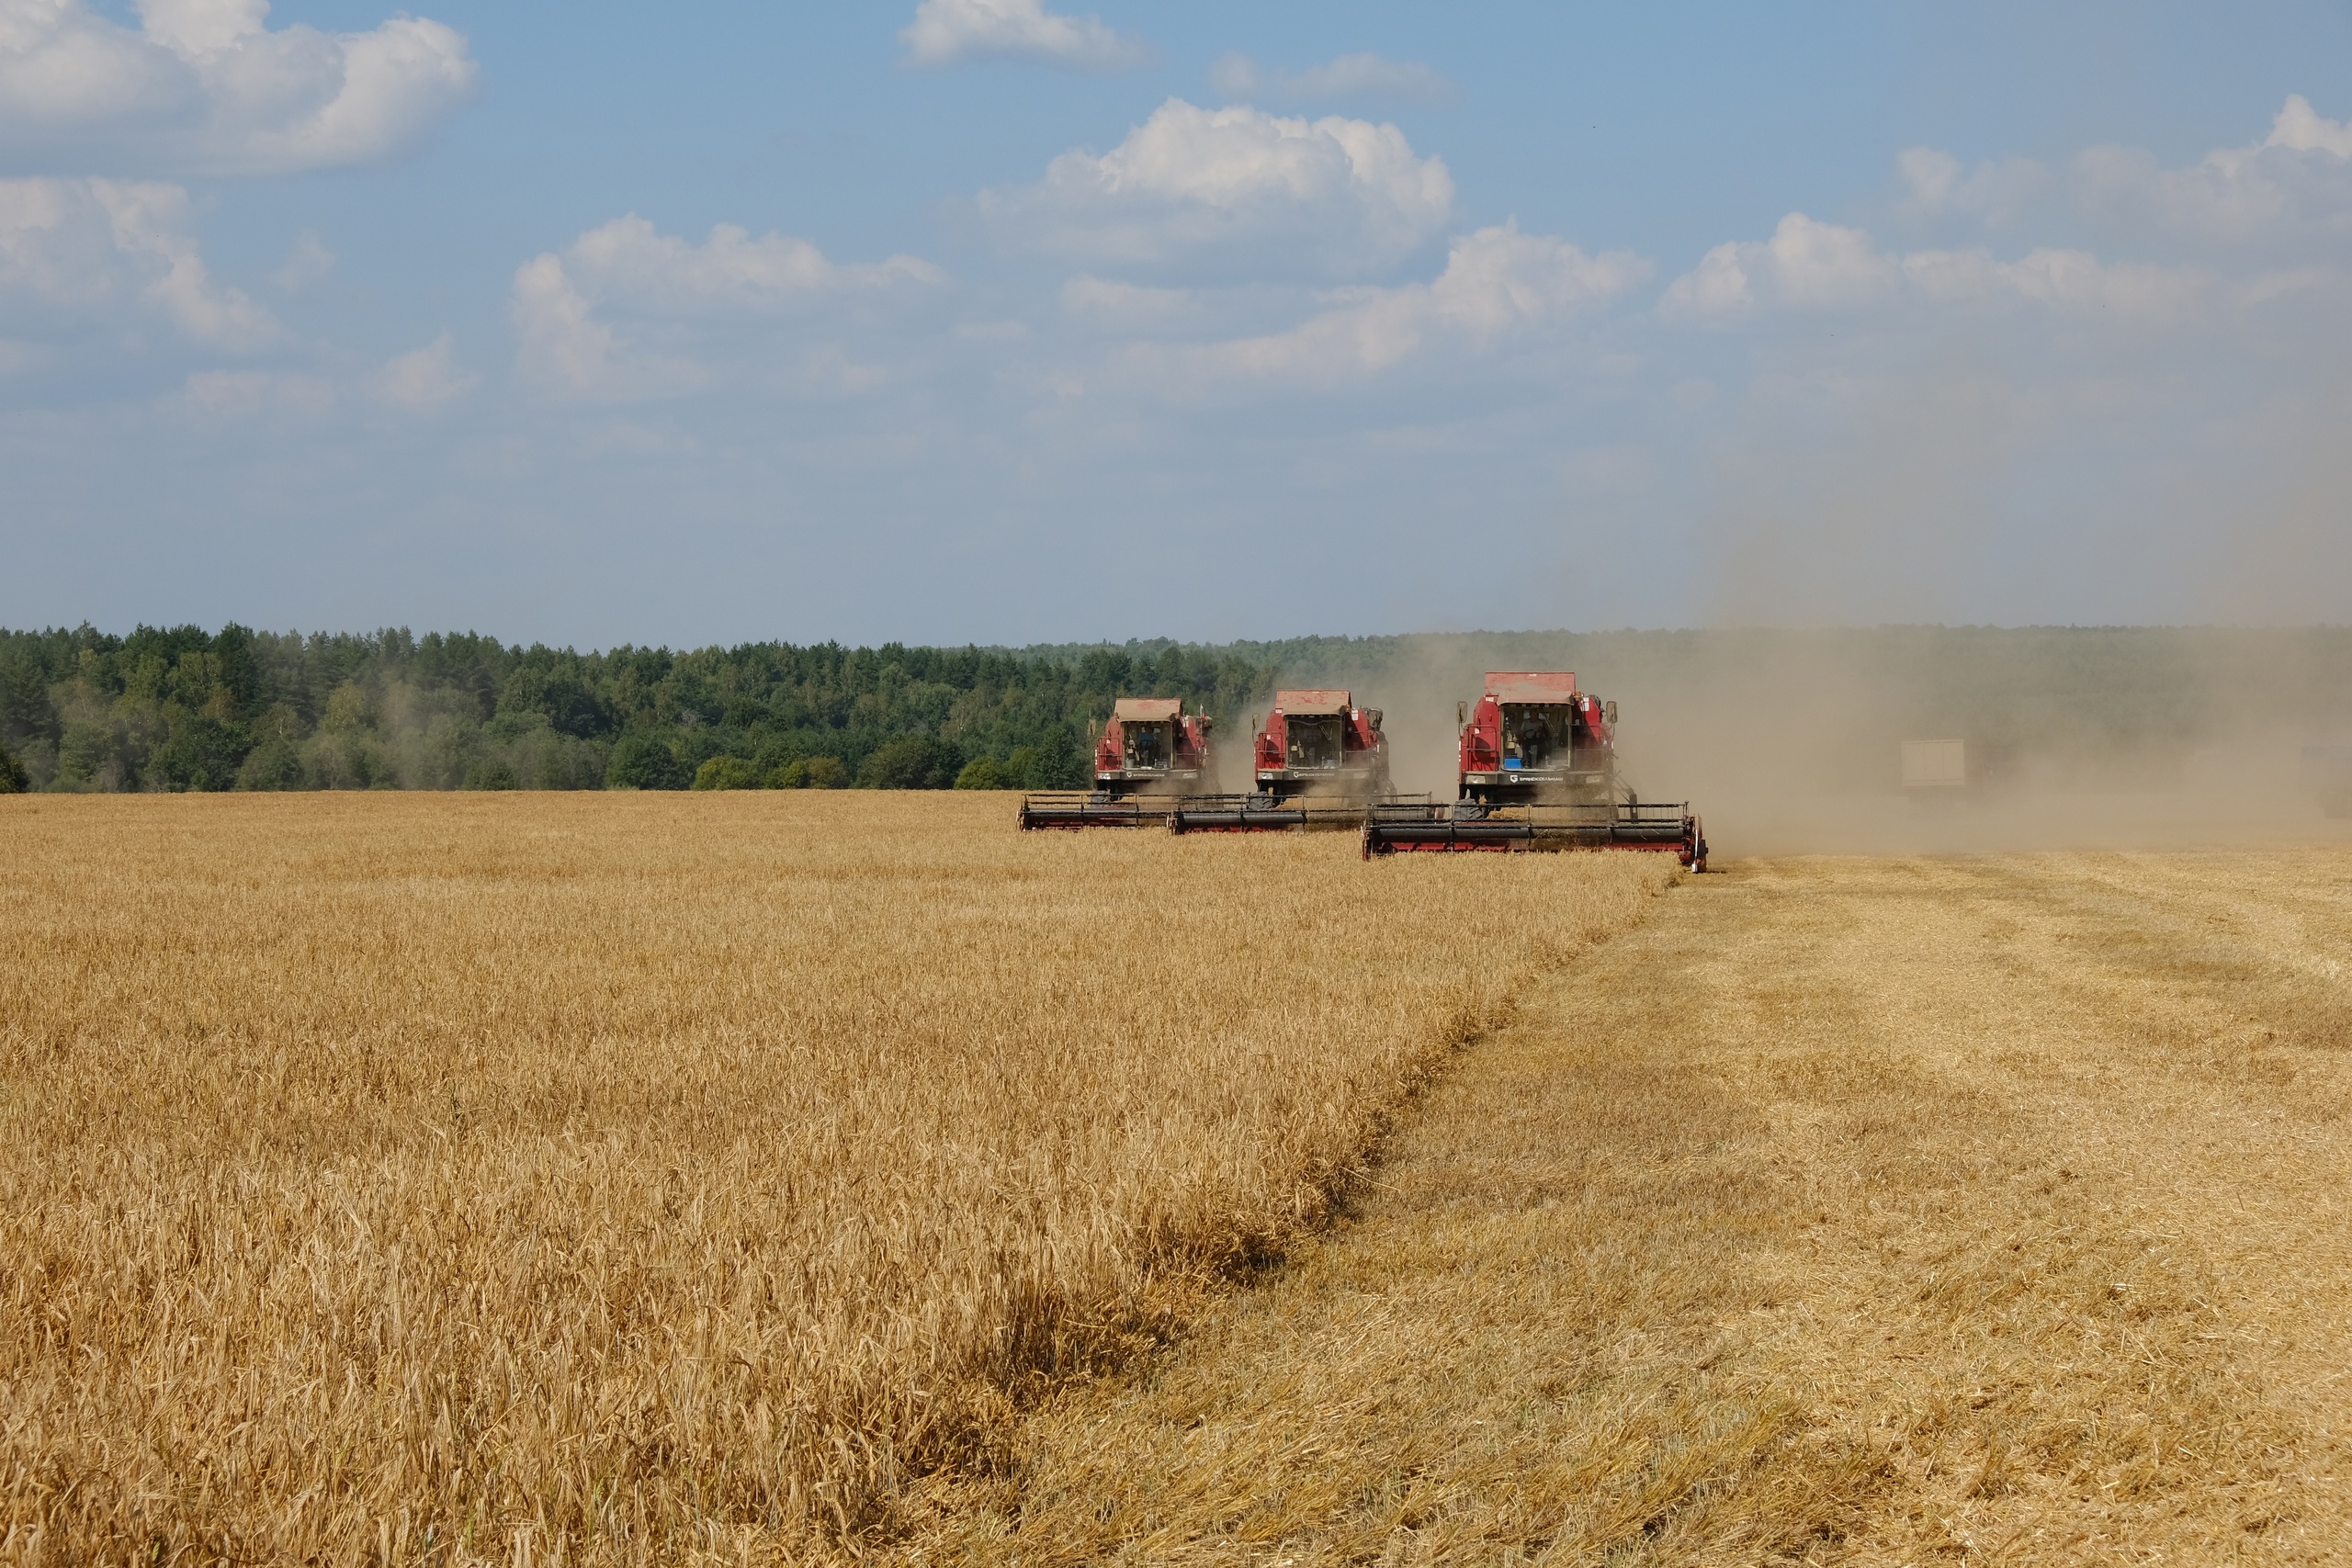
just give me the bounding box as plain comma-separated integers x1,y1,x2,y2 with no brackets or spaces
1362,671,1705,868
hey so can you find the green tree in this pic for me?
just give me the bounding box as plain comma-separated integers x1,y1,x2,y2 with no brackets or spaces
0,741,26,794
236,737,311,791
145,714,254,792
0,650,53,752
1002,745,1047,789
465,756,520,790
693,756,762,790
953,757,1004,789
858,735,961,789
55,716,130,791
322,682,374,734
606,731,687,790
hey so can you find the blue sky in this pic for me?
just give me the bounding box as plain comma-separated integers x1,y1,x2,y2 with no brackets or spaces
3,0,2349,646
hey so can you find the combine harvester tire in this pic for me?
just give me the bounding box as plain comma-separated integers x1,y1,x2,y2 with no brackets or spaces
1361,800,1707,870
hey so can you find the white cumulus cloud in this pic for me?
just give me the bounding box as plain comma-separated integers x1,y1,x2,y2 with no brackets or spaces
368,331,474,412
1661,211,2202,327
1136,221,1646,386
0,0,477,176
899,0,1148,71
2073,94,2352,245
0,175,274,346
1059,274,1206,333
1209,51,1458,107
2267,93,2352,158
1895,147,2052,226
1902,247,2205,319
511,216,944,400
511,252,700,403
980,97,1454,280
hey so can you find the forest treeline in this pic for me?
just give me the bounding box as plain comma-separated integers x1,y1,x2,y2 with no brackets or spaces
6,621,2351,795
0,625,1273,794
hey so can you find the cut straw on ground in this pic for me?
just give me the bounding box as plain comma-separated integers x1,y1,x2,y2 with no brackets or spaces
905,850,2352,1564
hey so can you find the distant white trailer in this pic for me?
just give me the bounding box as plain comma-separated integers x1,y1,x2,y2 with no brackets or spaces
1902,739,1970,793
2304,743,2352,818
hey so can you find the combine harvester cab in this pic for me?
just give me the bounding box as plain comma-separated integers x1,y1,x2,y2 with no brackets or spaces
1167,690,1392,832
1362,671,1706,868
1255,690,1389,802
1017,697,1215,829
1458,671,1611,805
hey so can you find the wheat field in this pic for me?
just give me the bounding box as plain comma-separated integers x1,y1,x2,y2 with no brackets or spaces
916,848,2352,1564
0,792,1673,1563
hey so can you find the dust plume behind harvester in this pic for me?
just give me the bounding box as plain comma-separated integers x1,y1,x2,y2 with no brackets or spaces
1016,696,1216,829
1363,671,1706,866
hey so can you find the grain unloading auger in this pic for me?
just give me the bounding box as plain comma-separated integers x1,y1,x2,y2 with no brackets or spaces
1016,697,1217,829
1360,671,1707,868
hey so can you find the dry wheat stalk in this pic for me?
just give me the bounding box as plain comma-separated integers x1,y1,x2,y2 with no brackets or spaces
0,791,1668,1563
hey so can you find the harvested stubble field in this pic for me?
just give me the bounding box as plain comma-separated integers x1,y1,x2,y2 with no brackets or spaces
913,846,2352,1564
0,792,1670,1563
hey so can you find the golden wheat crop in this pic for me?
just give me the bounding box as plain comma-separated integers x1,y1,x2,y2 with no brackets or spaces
0,791,1672,1563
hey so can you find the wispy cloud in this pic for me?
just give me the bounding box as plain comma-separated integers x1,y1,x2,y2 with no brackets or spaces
510,216,943,400
0,176,277,348
170,367,334,421
368,332,476,412
899,0,1149,71
1661,211,2206,329
1894,148,2052,226
1209,51,1458,108
1123,222,1645,389
271,229,335,294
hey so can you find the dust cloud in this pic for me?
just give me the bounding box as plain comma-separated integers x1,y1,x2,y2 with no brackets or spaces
1257,627,2352,858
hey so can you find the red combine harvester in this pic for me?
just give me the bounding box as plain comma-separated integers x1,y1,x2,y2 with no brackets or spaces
1255,690,1388,801
1098,696,1213,792
1017,696,1216,829
1166,689,1391,832
1362,671,1705,867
